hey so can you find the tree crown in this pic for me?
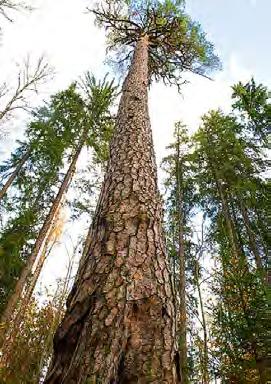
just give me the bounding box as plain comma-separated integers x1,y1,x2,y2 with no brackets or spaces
92,0,221,88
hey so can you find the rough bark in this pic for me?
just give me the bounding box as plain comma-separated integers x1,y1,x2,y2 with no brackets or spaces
0,148,31,202
0,142,82,325
176,139,188,383
45,35,179,384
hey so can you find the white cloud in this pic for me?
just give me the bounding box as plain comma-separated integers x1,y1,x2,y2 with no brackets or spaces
228,53,254,82
149,74,233,167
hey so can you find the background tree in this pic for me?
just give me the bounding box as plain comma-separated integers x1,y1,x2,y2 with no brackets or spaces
0,57,53,137
232,77,271,144
191,105,268,382
0,0,31,24
0,242,78,384
0,75,116,326
160,78,269,383
162,122,195,383
163,124,214,383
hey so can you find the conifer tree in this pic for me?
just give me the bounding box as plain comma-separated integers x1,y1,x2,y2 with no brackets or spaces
45,1,219,382
191,108,268,382
0,76,116,325
162,123,193,383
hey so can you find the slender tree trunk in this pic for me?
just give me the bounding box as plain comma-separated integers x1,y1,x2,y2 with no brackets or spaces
0,148,31,201
20,207,61,310
0,205,58,366
45,35,179,384
195,261,209,384
0,142,82,325
176,137,188,383
255,229,271,382
212,172,248,271
215,179,238,259
239,199,263,270
205,135,247,269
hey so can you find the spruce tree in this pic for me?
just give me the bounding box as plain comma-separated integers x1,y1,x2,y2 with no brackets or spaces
0,76,115,324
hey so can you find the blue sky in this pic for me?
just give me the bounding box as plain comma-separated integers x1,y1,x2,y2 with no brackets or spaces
1,0,269,184
187,0,270,84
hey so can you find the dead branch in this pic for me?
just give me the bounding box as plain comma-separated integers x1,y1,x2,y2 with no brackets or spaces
0,56,54,125
0,0,32,23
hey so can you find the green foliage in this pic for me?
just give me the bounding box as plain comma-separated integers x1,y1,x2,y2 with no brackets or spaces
0,74,116,316
79,72,117,163
232,78,271,143
68,161,103,221
162,79,269,383
92,0,220,87
190,92,268,381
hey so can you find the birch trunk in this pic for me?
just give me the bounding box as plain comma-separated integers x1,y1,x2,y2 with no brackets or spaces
45,35,179,384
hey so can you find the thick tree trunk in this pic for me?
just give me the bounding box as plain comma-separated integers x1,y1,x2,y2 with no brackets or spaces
176,140,188,383
0,143,82,325
0,148,31,202
45,35,179,384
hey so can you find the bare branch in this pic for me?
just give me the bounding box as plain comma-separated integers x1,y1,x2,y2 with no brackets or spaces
0,56,54,125
90,1,220,89
0,0,32,23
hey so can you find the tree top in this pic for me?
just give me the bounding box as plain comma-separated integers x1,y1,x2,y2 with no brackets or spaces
91,0,221,88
